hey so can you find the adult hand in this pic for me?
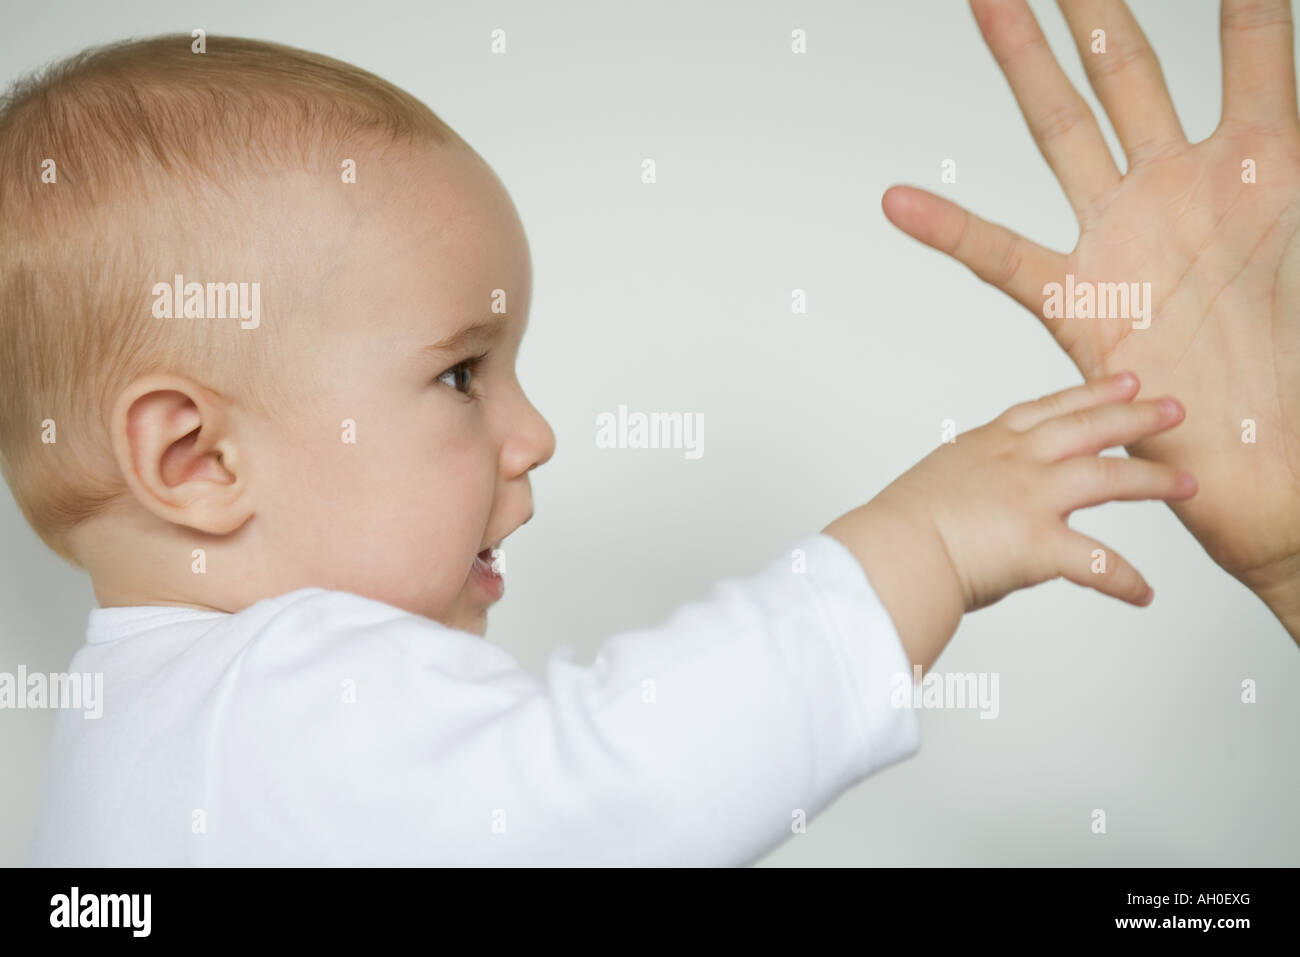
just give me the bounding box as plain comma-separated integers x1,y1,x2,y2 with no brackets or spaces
882,0,1300,643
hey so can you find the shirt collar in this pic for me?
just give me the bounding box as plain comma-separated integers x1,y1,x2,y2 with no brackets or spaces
85,604,229,644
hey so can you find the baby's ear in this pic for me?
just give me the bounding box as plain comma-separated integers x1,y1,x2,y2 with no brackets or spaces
110,374,252,535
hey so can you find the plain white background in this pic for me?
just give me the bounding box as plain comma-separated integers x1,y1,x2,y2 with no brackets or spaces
2,0,1297,866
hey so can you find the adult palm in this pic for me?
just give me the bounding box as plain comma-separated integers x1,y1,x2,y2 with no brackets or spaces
883,0,1300,640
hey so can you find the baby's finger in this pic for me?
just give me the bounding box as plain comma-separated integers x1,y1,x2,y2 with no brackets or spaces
1055,529,1154,606
999,370,1139,432
1028,397,1184,461
1049,456,1197,513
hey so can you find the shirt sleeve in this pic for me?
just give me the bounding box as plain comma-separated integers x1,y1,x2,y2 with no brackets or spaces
207,532,920,866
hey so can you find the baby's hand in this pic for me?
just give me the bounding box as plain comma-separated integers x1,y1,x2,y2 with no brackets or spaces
824,372,1196,670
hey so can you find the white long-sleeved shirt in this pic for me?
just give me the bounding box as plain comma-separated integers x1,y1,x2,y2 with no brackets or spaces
28,532,920,866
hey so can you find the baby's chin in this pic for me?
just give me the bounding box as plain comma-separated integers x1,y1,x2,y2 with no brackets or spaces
417,581,490,635
321,575,489,636
390,594,489,636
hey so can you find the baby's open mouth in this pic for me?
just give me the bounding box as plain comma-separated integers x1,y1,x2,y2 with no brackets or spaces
471,544,505,601
474,546,503,576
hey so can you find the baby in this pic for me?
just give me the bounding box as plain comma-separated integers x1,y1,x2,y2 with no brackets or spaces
2,35,1196,865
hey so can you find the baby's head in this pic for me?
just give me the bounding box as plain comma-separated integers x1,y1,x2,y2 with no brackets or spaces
0,35,555,634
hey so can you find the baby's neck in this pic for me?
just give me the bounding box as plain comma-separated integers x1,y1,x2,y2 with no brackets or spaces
73,507,263,613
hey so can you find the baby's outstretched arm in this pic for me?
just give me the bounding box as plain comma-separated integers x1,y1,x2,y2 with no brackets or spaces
824,371,1195,671
46,374,1194,866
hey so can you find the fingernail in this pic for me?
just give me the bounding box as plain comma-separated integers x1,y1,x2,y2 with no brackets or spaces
1177,471,1198,494
1115,371,1137,389
1142,585,1155,605
1159,398,1182,419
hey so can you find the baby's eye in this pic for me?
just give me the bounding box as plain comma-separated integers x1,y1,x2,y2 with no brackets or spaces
435,353,485,396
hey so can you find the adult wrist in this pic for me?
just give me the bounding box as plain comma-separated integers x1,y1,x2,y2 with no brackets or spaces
1238,554,1300,647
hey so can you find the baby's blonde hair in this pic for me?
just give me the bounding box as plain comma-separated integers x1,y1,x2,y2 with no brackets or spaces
0,34,456,564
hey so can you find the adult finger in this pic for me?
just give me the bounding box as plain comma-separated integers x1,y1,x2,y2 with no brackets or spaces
971,0,1123,217
1057,0,1188,165
1220,0,1299,132
882,185,1065,318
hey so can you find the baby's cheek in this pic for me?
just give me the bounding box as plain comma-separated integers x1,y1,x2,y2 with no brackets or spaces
262,408,491,616
361,492,475,608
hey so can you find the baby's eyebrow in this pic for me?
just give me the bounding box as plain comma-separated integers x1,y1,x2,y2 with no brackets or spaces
419,317,508,357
